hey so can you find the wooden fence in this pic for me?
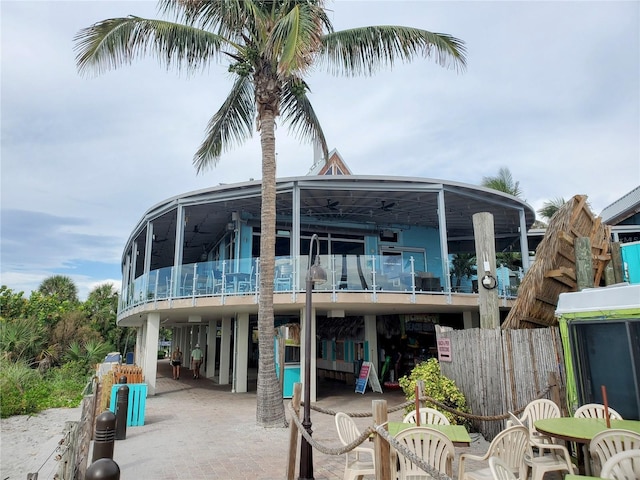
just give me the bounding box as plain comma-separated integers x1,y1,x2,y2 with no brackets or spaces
437,327,566,440
47,377,98,480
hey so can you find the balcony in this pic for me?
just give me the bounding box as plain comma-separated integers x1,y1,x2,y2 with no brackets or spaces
119,254,520,315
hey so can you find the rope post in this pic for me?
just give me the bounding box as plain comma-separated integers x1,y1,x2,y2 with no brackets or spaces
287,382,302,480
548,372,562,414
373,399,391,480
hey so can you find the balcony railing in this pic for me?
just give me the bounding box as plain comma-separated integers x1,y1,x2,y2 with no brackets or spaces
118,255,520,314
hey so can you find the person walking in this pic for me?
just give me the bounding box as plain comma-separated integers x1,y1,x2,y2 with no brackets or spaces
191,344,204,379
170,347,183,380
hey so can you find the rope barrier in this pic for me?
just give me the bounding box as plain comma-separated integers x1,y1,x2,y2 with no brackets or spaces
287,383,554,478
304,383,553,421
287,402,454,480
286,402,375,455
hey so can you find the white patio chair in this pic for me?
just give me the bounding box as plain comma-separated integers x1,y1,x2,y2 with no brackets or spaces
458,425,529,480
402,408,450,426
334,412,375,480
574,403,623,420
589,429,640,476
489,456,517,480
507,410,576,480
517,399,561,448
394,426,455,480
600,449,640,480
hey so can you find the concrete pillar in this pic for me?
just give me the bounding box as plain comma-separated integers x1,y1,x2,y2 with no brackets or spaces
199,325,208,375
207,320,218,380
219,318,232,385
135,328,144,366
364,315,378,368
233,313,249,393
181,327,189,362
473,212,500,328
462,311,474,329
144,313,160,395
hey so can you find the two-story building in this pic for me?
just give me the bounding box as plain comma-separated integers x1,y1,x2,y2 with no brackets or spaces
119,151,535,397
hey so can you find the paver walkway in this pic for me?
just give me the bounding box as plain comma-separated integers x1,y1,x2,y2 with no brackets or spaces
108,359,491,479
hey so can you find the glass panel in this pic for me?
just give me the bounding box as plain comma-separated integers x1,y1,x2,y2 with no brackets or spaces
575,320,639,419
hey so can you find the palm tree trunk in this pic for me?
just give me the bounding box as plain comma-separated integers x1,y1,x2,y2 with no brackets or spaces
256,104,286,427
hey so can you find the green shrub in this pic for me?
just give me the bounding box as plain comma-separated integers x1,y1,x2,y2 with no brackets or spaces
41,363,86,408
398,358,470,426
0,359,42,417
0,359,86,417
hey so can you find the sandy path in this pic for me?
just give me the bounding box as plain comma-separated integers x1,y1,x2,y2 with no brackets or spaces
1,406,82,480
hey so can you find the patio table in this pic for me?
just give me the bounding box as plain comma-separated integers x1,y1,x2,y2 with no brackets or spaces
387,422,472,446
534,418,640,475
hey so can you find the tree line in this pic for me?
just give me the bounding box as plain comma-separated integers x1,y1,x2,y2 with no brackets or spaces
0,275,133,417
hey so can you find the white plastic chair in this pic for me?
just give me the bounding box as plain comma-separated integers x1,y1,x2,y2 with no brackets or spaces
334,412,375,480
589,429,640,476
458,425,529,480
507,410,576,480
402,408,450,426
600,449,640,480
574,403,623,420
522,399,561,441
394,426,455,480
489,456,517,480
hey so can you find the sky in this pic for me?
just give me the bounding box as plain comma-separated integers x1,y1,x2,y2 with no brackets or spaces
1,1,639,301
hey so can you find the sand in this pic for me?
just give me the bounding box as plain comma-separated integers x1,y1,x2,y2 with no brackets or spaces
1,406,82,480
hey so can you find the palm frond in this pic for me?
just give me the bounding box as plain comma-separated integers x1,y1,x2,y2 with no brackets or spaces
481,167,523,198
269,2,325,75
320,26,466,76
163,0,268,43
74,16,228,76
280,79,328,160
194,75,255,172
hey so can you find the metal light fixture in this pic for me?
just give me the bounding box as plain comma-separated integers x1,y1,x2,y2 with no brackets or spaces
299,233,326,480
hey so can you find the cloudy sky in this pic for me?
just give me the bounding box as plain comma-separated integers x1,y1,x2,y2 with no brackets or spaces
2,1,638,300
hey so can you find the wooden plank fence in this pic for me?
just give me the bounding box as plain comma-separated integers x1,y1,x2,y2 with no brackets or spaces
437,327,565,440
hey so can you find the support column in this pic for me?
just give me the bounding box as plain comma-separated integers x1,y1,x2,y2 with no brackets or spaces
233,313,249,393
135,327,144,366
219,317,232,385
144,313,160,395
207,320,218,380
473,212,500,329
181,327,189,361
462,310,475,329
199,325,208,376
364,315,378,368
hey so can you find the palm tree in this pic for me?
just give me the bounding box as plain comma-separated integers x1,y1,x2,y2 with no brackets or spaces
481,167,523,198
74,0,466,426
38,275,79,304
450,253,475,289
537,197,566,222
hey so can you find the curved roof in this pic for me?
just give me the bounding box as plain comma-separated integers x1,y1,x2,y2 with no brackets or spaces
123,175,535,266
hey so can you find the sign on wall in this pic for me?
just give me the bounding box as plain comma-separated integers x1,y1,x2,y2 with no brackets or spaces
437,338,452,362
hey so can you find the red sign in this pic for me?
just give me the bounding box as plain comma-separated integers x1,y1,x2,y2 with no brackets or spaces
437,338,452,362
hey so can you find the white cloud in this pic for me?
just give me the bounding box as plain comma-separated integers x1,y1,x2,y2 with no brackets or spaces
1,0,638,299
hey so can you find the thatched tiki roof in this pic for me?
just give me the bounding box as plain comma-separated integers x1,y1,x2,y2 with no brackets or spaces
502,195,611,329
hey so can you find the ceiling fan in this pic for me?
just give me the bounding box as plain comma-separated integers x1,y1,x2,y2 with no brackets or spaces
380,200,396,211
326,199,340,211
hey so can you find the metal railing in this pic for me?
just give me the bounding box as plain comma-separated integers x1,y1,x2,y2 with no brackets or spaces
118,255,520,314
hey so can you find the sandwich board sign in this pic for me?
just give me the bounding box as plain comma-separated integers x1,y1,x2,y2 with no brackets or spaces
355,361,383,394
